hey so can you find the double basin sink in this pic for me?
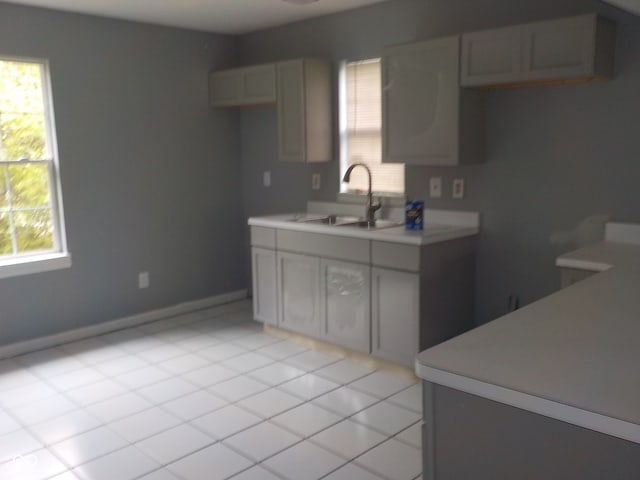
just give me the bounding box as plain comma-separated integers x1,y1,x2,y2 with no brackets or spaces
290,214,402,230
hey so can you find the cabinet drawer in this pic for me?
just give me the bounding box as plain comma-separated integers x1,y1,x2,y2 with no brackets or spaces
251,226,276,248
372,241,420,272
276,230,369,263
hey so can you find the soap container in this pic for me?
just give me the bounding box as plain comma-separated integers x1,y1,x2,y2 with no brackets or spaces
405,200,424,231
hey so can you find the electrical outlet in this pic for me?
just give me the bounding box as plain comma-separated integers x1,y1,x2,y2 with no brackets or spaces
453,178,465,199
429,177,442,198
138,271,149,289
312,173,321,190
263,171,271,188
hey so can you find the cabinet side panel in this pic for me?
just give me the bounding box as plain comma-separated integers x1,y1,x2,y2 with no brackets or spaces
372,268,420,366
432,384,640,480
304,59,332,163
594,16,616,78
277,60,305,162
252,248,277,324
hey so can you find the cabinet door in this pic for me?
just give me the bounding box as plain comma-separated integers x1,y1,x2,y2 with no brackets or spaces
251,247,277,325
277,60,306,162
382,36,461,166
209,65,275,107
239,64,276,105
277,252,321,337
523,15,596,81
461,25,523,86
371,268,420,367
320,260,370,353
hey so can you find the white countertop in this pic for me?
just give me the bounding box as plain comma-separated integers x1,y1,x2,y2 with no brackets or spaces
415,237,640,444
248,213,479,246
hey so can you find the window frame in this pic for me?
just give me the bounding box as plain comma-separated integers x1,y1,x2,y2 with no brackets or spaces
338,58,405,198
0,55,70,279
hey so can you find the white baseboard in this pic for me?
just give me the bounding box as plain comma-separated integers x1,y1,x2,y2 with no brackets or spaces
0,289,248,360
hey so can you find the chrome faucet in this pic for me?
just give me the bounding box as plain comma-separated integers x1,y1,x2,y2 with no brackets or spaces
342,163,381,225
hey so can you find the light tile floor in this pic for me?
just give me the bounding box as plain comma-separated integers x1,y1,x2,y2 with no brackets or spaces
0,300,423,480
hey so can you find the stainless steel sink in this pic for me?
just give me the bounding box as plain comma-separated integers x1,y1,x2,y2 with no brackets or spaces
290,214,402,230
337,219,404,230
290,214,361,225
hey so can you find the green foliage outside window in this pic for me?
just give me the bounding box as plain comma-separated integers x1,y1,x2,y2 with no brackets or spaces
0,59,56,256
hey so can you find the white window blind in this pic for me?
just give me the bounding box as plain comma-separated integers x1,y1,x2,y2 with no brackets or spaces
341,59,404,194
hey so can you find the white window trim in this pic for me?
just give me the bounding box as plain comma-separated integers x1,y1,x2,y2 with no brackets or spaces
0,55,70,279
0,252,71,279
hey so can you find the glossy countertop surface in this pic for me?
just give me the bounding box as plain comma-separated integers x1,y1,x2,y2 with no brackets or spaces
248,213,479,246
416,238,640,444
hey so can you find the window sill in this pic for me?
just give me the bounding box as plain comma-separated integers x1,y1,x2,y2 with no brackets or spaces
338,192,407,207
0,252,72,280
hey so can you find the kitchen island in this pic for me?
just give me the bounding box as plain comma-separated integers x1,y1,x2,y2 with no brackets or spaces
415,222,640,479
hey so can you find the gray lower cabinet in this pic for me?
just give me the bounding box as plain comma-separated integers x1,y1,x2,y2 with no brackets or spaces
381,35,484,166
250,225,476,367
371,267,420,366
251,247,277,325
277,251,321,337
461,13,615,87
422,382,640,480
320,259,371,354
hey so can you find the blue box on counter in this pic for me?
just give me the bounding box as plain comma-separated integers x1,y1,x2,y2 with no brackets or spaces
405,201,424,230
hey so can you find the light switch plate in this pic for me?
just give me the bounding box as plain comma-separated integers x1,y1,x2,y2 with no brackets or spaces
263,171,271,188
453,178,465,199
429,177,442,198
312,173,321,190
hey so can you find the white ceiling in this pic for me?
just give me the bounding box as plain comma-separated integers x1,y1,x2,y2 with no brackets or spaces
6,0,392,34
605,0,640,15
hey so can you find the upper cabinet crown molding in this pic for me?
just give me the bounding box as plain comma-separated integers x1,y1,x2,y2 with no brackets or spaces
461,13,616,88
381,35,485,166
209,64,276,107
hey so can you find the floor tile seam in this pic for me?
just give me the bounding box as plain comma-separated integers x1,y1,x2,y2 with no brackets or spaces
219,360,280,377
45,432,135,473
219,432,306,465
255,440,351,479
277,382,343,403
344,379,418,403
311,367,377,386
132,433,219,468
388,421,422,450
69,443,161,480
345,413,422,438
269,411,345,441
316,450,394,480
244,369,307,388
21,410,134,457
224,461,289,480
1,377,98,432
306,423,390,464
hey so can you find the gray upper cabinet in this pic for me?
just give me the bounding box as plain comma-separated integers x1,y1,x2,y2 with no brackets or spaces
209,64,276,107
461,14,616,87
461,25,523,86
277,59,332,163
382,35,484,166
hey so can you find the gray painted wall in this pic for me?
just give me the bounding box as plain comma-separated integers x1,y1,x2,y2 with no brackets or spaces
238,0,640,324
0,3,244,345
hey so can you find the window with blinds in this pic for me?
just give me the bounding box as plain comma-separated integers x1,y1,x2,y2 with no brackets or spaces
340,59,404,194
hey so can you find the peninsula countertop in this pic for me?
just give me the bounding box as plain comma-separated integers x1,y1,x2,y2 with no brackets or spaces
415,234,640,444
